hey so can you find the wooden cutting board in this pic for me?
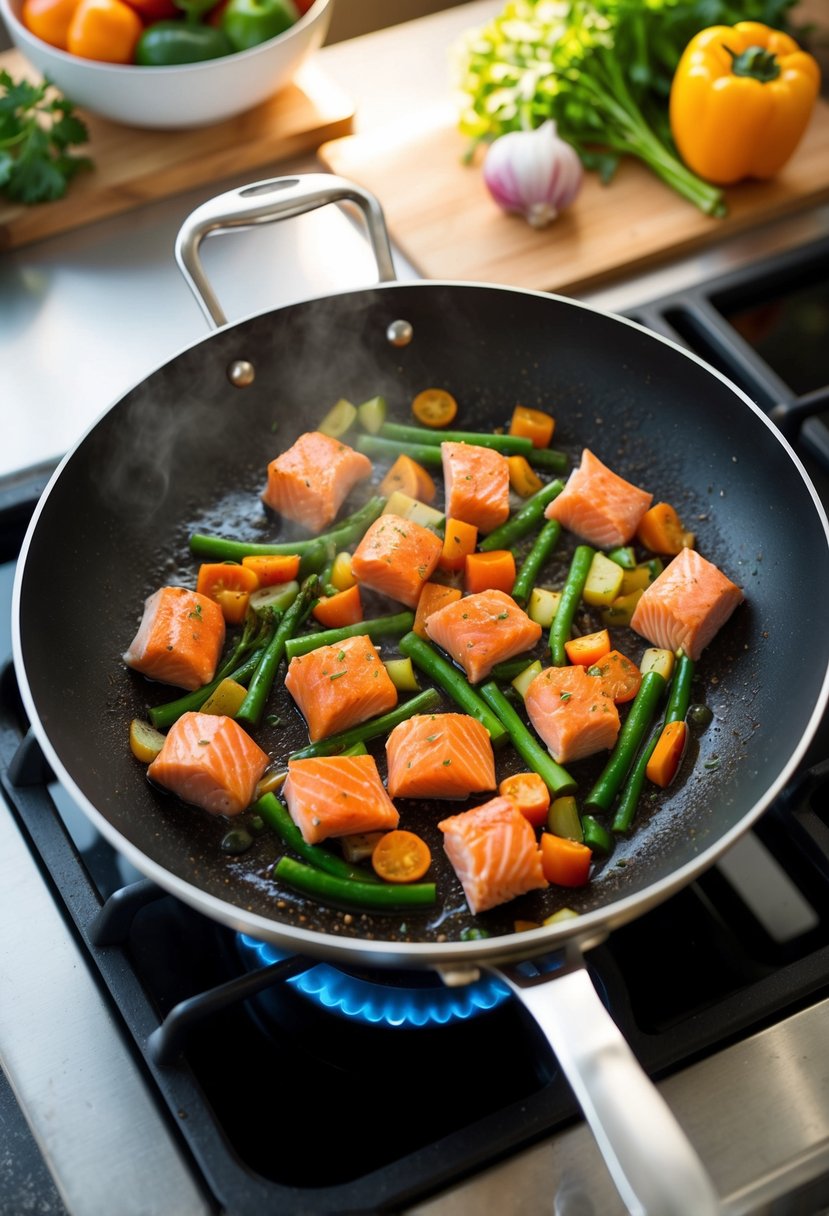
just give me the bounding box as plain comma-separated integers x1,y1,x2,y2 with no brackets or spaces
0,48,354,252
318,98,829,294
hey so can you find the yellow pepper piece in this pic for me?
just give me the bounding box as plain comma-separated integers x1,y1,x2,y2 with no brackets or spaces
507,454,543,497
200,677,248,717
669,22,821,185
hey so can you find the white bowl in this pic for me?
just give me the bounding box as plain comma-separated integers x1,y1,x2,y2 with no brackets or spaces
0,0,333,128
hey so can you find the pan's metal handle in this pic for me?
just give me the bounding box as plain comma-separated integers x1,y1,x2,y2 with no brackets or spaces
496,947,721,1216
174,173,397,329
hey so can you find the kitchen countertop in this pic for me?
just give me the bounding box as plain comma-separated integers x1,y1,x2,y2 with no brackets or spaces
3,0,828,482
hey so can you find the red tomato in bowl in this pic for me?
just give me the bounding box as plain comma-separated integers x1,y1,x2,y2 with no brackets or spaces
122,0,180,19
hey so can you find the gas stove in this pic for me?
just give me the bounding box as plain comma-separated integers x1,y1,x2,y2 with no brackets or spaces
2,229,829,1216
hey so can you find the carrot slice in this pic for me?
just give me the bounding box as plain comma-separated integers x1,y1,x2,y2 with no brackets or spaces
586,648,643,703
411,388,458,428
509,405,555,448
380,453,436,502
636,502,692,555
564,628,611,668
311,583,363,629
540,833,592,887
507,454,543,497
372,829,432,883
197,562,259,624
241,554,301,586
499,771,551,828
413,581,462,638
646,719,688,787
439,517,478,573
464,549,516,594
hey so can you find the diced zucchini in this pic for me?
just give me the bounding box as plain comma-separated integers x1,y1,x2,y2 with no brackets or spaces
129,718,165,764
527,586,561,627
600,587,643,627
640,647,675,680
330,551,356,592
200,677,248,717
546,795,583,842
249,580,299,616
255,768,288,799
356,395,388,434
543,907,579,925
341,831,386,864
381,489,444,529
583,550,624,607
318,398,357,437
383,657,421,692
511,659,543,700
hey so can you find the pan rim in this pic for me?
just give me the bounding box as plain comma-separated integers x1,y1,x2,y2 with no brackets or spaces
12,278,829,971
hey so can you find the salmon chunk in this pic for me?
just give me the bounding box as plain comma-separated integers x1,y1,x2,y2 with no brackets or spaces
425,588,542,684
544,449,652,547
385,713,497,799
350,513,443,609
524,664,621,764
123,586,226,691
284,634,398,742
147,711,269,816
442,442,510,534
282,754,399,845
439,795,548,914
630,547,744,660
262,431,372,533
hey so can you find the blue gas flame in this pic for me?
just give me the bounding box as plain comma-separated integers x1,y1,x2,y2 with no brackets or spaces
238,935,512,1028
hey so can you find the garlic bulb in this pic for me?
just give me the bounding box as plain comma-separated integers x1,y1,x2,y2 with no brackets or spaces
482,121,583,228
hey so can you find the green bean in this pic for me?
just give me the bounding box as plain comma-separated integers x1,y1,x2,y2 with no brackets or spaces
255,792,381,882
273,856,436,909
511,519,562,606
148,647,265,730
236,575,319,727
288,688,441,759
489,657,540,683
189,496,386,562
606,545,637,569
549,544,595,666
611,728,660,834
397,632,509,746
356,435,444,466
479,480,565,552
478,681,577,797
580,814,614,854
610,655,695,834
665,653,695,723
378,421,534,455
583,671,667,814
525,447,569,473
284,612,415,661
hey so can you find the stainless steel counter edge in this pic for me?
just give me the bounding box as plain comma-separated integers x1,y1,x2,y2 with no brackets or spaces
0,793,211,1216
406,998,829,1216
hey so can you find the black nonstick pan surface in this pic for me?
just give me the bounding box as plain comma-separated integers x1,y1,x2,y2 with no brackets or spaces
14,273,829,966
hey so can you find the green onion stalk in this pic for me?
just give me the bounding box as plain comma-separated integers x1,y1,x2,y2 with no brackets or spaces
454,0,728,217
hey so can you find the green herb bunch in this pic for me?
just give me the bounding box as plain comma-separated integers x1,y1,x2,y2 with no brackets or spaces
0,71,92,204
453,0,797,216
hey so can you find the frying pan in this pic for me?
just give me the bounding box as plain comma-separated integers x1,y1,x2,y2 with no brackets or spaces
13,175,829,1215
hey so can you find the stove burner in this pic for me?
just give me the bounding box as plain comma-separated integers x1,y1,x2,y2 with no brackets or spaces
238,934,512,1028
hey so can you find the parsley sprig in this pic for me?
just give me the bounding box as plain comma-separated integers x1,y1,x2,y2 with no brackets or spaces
0,71,92,205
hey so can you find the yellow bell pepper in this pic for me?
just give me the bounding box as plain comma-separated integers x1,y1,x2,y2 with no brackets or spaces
669,22,821,185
